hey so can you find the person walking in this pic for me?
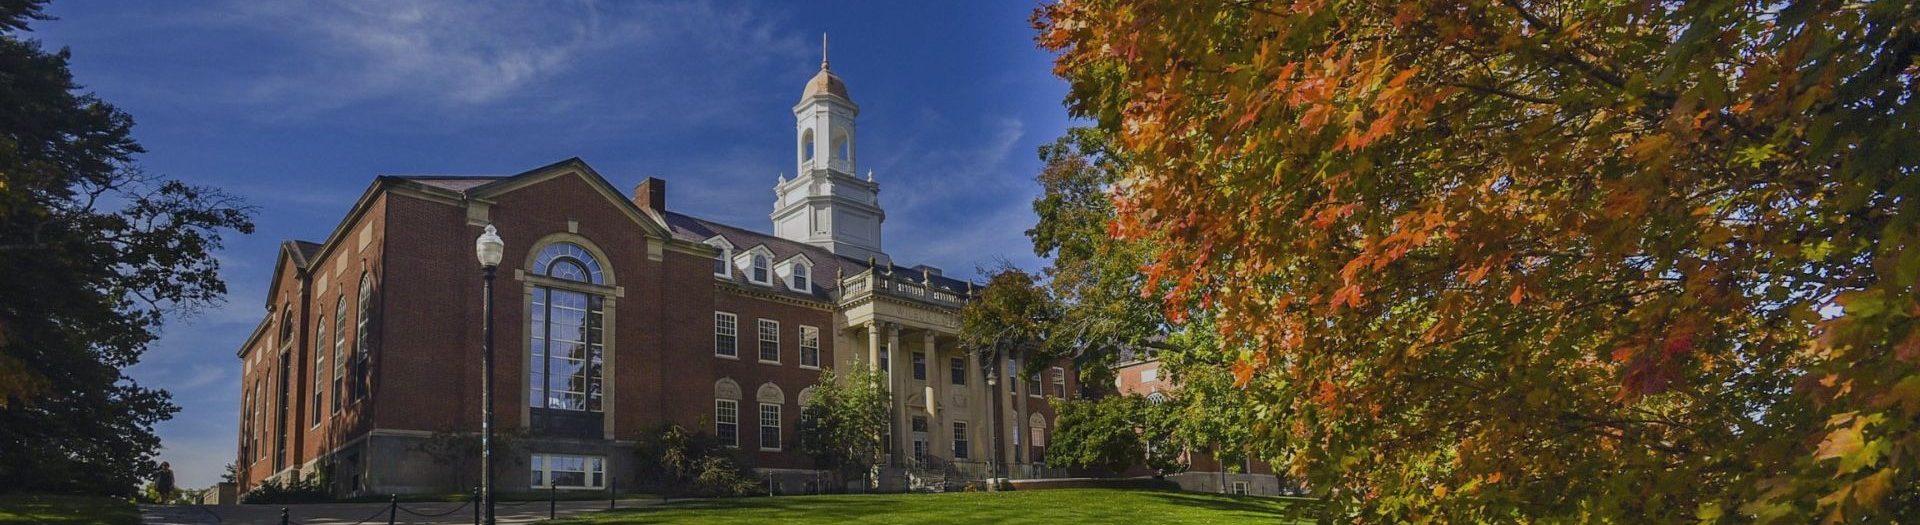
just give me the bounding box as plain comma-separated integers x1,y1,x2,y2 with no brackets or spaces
155,462,176,503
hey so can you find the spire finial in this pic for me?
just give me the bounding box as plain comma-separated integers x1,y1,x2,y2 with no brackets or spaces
821,33,830,71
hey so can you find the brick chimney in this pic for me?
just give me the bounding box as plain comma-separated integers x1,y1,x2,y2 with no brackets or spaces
634,177,666,213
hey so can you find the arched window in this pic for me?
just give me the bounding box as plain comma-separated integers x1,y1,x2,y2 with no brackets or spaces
331,296,347,413
715,378,742,448
751,255,770,284
312,316,326,426
1146,392,1168,405
533,243,605,285
790,263,810,291
801,129,816,161
529,242,608,413
354,273,372,401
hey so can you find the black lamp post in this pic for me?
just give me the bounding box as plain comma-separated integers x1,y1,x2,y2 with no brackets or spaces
474,224,505,525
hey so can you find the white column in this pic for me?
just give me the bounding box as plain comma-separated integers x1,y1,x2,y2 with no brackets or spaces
888,324,908,464
924,331,945,461
866,322,881,371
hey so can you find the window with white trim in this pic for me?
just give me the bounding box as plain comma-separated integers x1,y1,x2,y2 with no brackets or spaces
1051,367,1067,398
751,255,771,284
312,318,326,426
1232,481,1250,495
530,454,604,489
714,312,737,358
790,263,810,291
716,399,739,447
758,319,780,363
799,326,820,368
332,296,346,414
759,403,782,451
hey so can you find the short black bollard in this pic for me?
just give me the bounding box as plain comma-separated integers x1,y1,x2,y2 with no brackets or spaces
549,485,556,519
472,486,481,525
279,507,289,525
387,494,397,525
609,478,616,510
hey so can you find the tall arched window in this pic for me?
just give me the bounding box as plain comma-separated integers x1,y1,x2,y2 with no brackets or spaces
530,242,607,412
311,316,326,426
801,129,816,161
354,274,372,401
331,296,347,413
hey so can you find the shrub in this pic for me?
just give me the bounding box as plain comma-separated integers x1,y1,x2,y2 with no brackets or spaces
634,424,758,497
239,470,329,504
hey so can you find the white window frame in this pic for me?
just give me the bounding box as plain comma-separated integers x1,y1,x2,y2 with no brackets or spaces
705,237,734,279
759,403,782,452
716,399,739,448
757,319,780,364
714,312,738,358
1051,367,1067,399
311,316,326,429
530,453,605,490
750,255,771,285
798,325,820,369
1232,481,1250,495
789,262,811,292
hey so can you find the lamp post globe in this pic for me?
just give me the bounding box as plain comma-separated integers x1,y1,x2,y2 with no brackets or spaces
476,224,505,268
475,224,503,525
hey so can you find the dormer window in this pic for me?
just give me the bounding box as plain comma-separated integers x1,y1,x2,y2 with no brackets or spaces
791,263,810,291
704,236,734,279
751,255,770,285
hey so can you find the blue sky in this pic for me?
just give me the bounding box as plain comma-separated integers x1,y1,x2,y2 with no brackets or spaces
30,0,1072,488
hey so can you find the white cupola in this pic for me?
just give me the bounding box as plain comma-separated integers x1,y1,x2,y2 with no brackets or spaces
772,34,887,263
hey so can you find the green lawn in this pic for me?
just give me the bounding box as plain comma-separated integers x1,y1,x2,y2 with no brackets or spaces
0,494,138,525
554,489,1316,524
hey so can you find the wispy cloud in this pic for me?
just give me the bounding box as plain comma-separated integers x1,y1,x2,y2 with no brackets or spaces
180,0,808,123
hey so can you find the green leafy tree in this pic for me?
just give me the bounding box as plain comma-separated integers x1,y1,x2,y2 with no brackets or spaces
1039,0,1920,521
1027,130,1167,396
0,0,253,496
797,368,888,485
1049,394,1187,475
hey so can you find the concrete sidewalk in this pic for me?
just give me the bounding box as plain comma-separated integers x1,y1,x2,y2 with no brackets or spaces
141,498,670,525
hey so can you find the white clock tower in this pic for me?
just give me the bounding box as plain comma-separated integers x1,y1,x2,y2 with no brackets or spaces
772,35,887,263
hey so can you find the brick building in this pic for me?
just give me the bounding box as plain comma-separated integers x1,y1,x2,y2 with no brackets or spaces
1113,350,1288,496
233,55,1077,496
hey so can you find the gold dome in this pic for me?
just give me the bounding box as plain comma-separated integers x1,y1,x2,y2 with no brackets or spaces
803,67,850,102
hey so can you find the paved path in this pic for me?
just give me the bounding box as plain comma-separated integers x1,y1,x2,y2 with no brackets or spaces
142,499,670,525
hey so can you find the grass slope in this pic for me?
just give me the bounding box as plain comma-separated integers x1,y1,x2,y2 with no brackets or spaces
555,488,1316,524
0,494,139,525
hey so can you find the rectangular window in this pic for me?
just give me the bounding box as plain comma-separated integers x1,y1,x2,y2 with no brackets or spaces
713,250,729,276
530,290,604,411
759,403,782,451
1052,367,1067,399
953,421,970,460
714,312,737,358
1233,481,1250,495
758,319,780,363
799,326,820,368
912,352,926,380
950,357,967,385
530,454,604,489
879,346,890,376
1027,373,1042,398
1141,368,1158,383
716,399,739,447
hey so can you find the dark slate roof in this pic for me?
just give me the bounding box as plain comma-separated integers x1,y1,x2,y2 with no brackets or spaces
663,211,977,302
285,240,323,269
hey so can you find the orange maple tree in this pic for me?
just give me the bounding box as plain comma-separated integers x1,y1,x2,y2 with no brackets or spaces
1038,0,1920,521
